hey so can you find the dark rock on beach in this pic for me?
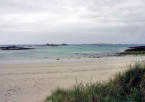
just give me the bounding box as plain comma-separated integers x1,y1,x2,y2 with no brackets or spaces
0,46,34,50
56,58,60,60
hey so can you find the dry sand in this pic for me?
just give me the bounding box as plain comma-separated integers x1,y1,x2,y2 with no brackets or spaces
0,56,145,102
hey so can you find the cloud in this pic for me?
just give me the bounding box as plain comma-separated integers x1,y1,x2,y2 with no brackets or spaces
0,0,145,44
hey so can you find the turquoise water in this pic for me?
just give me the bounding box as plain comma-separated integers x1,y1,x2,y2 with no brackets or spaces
0,44,142,60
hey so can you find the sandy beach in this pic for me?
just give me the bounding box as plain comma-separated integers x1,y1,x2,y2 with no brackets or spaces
0,56,145,102
0,0,145,101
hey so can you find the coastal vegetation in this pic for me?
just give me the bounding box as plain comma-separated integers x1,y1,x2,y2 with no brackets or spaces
45,63,145,102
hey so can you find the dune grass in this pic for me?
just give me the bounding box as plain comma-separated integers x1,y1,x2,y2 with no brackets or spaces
45,63,145,102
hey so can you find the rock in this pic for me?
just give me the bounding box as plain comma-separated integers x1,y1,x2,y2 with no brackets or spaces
43,43,68,47
119,46,145,55
56,58,60,60
45,44,59,46
126,46,145,52
60,43,68,46
0,46,34,50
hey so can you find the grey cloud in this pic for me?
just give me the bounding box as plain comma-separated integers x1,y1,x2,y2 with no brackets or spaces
0,0,145,44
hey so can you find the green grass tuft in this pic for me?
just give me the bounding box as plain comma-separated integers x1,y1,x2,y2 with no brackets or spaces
44,63,145,102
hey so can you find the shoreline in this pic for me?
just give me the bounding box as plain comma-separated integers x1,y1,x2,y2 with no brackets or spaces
0,55,145,64
0,56,145,102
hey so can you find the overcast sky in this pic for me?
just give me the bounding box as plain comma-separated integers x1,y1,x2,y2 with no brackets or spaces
0,0,145,44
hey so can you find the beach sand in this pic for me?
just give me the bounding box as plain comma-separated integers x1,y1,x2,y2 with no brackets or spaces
0,56,145,102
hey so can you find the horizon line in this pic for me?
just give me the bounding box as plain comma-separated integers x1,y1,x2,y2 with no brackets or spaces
0,43,145,45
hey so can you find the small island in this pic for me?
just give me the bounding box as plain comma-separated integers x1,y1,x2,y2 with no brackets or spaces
0,46,34,50
41,43,68,47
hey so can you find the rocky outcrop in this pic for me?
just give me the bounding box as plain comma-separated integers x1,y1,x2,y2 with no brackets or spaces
125,46,145,52
44,43,68,47
45,44,59,46
119,46,145,55
0,46,34,50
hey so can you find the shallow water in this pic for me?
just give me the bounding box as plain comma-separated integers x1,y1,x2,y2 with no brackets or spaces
0,44,143,61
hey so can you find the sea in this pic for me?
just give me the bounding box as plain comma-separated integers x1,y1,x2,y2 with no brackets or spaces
0,44,144,62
